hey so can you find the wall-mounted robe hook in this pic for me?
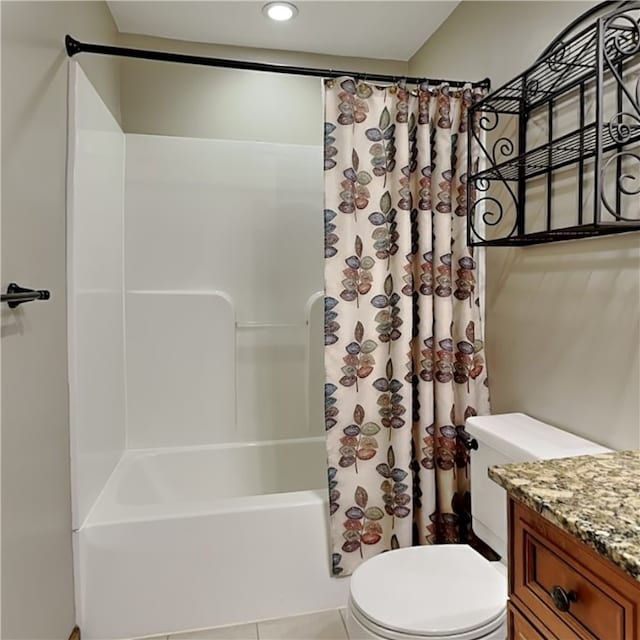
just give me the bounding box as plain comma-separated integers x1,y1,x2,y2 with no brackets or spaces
1,283,51,308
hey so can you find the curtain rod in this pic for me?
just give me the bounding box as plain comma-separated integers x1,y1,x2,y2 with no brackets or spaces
65,35,491,90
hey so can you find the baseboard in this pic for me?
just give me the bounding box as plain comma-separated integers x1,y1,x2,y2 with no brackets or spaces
69,626,81,640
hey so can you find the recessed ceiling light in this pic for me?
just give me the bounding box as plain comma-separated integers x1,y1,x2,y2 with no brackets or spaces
262,2,298,21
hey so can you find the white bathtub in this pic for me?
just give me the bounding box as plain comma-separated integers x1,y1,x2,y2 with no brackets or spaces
74,437,349,640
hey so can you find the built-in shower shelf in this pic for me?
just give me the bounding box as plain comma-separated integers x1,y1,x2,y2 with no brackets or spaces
127,289,231,296
236,321,308,328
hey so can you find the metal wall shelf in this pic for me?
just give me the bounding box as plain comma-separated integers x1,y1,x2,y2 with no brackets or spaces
470,223,640,247
467,1,640,246
474,122,640,181
481,13,640,113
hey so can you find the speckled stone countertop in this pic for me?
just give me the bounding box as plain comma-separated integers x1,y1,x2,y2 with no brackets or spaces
489,450,640,581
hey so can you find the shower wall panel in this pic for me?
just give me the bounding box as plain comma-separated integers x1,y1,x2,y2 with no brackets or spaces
126,291,235,448
124,134,323,447
67,64,126,529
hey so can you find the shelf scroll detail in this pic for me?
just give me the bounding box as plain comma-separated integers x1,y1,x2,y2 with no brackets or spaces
466,1,640,247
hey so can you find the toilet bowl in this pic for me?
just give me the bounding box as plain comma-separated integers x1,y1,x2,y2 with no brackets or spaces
344,413,612,640
346,546,507,640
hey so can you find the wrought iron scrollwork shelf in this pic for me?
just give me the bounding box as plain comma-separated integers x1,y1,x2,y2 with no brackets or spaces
473,122,640,182
467,1,640,247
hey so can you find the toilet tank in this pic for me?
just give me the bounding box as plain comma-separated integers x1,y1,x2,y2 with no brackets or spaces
466,413,611,561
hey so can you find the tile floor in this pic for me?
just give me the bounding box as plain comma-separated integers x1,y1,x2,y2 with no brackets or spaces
153,608,350,640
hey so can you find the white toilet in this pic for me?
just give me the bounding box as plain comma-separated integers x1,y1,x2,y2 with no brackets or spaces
346,413,612,640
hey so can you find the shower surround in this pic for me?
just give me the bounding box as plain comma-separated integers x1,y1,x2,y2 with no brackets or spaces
67,64,347,639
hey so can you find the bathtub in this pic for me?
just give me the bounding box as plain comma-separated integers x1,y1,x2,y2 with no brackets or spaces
74,437,350,640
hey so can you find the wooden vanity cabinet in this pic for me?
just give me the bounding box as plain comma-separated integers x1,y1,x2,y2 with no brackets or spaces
507,498,640,640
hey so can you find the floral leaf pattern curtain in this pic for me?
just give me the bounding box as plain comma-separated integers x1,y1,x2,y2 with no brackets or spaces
324,78,490,577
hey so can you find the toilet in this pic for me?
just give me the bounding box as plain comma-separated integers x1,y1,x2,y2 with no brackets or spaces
346,413,612,640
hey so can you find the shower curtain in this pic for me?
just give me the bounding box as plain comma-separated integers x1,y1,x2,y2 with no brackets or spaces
324,78,490,577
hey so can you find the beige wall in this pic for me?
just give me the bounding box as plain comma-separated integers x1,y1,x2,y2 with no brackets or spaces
2,4,636,639
1,2,120,638
118,33,408,143
1,11,405,639
410,1,640,450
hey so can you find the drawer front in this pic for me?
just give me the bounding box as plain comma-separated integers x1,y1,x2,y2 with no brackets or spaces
518,526,623,639
508,603,551,640
510,500,639,640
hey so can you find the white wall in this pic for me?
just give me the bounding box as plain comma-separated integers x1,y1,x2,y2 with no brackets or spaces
67,63,126,529
409,1,640,450
124,134,324,448
109,32,408,449
67,36,345,518
67,67,326,640
1,2,121,638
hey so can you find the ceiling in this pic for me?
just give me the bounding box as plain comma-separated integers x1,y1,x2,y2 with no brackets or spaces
106,1,459,61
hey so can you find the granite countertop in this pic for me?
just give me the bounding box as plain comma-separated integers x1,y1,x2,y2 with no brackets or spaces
489,450,640,581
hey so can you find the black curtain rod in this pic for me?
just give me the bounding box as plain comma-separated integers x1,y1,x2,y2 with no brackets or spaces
65,35,491,90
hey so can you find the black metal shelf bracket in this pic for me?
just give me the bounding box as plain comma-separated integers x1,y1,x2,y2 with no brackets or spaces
467,0,640,246
1,283,51,309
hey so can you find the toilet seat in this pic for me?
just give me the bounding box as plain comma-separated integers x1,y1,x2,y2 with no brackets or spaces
348,545,507,640
348,599,506,640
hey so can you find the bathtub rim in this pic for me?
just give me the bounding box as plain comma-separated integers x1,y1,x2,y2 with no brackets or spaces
80,435,329,529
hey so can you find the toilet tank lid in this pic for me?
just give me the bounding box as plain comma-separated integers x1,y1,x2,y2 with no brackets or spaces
466,413,612,461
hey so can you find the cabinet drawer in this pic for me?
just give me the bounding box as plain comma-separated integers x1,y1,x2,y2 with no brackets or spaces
510,499,640,640
508,603,551,640
517,526,622,639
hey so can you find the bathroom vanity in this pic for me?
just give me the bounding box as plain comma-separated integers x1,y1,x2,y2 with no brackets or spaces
490,450,640,639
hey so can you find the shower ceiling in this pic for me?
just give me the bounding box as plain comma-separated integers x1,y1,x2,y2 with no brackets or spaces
106,1,459,61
